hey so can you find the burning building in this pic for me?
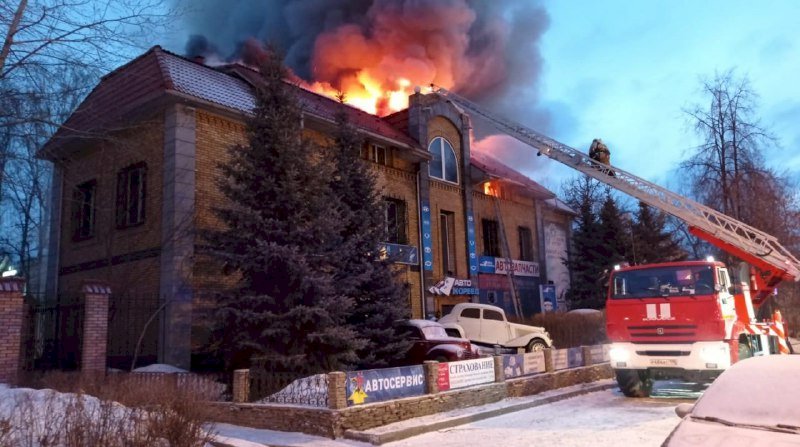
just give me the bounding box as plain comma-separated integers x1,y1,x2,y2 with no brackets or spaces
38,46,573,370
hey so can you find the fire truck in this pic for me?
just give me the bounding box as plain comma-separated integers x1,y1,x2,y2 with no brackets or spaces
430,86,800,397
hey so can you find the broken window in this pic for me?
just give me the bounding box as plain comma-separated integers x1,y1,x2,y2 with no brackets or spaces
116,162,147,228
72,179,97,240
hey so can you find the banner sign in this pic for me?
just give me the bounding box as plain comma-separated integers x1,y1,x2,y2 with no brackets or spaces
467,214,478,275
437,358,495,391
378,242,419,265
478,256,540,277
420,201,433,271
346,365,425,406
539,284,557,313
428,277,479,296
502,351,546,379
552,348,583,370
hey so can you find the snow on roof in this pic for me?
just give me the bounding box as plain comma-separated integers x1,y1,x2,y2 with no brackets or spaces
132,363,188,373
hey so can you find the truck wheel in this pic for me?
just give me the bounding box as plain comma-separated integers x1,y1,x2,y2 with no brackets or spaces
526,339,547,352
615,369,653,398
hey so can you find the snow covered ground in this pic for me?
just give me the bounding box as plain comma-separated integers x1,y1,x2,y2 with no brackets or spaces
213,386,686,447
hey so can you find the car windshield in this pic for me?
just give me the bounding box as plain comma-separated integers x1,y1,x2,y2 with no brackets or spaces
421,326,449,339
611,265,715,299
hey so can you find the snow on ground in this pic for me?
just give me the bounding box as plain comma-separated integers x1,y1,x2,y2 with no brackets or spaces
132,363,188,373
212,383,686,447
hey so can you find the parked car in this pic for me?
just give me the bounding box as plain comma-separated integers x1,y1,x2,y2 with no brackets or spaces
395,319,480,365
438,303,553,352
663,355,800,446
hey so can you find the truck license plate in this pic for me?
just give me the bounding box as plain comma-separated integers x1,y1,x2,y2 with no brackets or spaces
649,358,678,366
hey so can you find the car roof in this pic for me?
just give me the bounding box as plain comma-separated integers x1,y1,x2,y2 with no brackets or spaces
693,355,800,427
451,303,504,312
397,319,444,329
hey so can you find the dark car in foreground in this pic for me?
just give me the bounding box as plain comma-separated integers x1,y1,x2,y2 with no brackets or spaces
395,319,480,365
663,355,800,446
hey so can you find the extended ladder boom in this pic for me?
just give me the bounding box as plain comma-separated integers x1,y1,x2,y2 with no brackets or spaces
432,86,800,283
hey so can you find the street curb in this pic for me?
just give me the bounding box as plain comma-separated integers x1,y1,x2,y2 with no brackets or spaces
343,381,617,445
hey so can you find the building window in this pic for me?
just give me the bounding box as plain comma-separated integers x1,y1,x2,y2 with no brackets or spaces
440,211,456,275
428,137,458,183
518,226,534,261
362,143,388,165
72,179,97,240
116,163,147,228
384,197,407,244
482,219,501,257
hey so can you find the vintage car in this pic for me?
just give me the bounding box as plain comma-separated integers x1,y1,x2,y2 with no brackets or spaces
438,303,553,352
395,319,480,364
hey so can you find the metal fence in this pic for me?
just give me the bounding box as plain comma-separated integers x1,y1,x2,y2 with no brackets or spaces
107,293,161,370
249,369,329,407
116,371,229,401
22,293,84,371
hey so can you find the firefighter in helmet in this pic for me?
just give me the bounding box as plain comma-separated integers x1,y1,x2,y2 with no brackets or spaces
589,138,611,165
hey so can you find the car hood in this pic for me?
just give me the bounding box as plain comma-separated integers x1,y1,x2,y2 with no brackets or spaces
665,418,800,447
427,336,471,344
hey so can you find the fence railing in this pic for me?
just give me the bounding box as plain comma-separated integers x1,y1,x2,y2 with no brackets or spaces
116,372,228,401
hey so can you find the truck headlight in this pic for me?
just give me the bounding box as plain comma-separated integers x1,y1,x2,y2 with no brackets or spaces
609,347,630,362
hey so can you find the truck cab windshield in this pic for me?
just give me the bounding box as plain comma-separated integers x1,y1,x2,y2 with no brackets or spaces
612,265,715,299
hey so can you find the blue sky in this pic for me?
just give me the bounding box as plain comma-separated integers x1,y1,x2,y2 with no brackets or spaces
532,0,800,193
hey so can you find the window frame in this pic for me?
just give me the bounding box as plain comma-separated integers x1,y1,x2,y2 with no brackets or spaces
384,197,407,244
440,210,457,276
362,142,389,166
518,226,534,261
116,162,147,229
72,179,97,241
428,136,458,183
482,219,501,257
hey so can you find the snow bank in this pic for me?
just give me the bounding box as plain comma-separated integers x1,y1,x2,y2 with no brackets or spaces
132,363,188,373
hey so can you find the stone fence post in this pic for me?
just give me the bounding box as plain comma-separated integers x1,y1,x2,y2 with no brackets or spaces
493,355,504,382
0,277,25,384
581,346,594,366
328,371,347,409
81,281,111,376
423,361,439,394
543,348,554,373
232,369,250,403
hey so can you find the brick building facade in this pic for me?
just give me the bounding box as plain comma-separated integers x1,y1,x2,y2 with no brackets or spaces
40,47,573,369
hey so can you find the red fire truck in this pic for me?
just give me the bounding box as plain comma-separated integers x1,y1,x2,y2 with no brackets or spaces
430,86,800,397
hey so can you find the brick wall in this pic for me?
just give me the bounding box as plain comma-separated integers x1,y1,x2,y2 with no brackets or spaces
0,277,25,384
81,282,111,374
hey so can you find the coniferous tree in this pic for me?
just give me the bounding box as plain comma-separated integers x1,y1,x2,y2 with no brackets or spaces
632,202,687,264
562,176,607,309
598,190,629,267
328,102,411,368
209,47,363,373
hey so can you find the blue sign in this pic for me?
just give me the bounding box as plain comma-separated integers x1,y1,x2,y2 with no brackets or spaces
479,256,496,274
420,201,433,271
467,214,478,274
379,242,419,265
540,284,557,313
345,365,426,406
567,347,584,368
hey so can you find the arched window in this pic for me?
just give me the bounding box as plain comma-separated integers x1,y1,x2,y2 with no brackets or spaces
428,137,458,183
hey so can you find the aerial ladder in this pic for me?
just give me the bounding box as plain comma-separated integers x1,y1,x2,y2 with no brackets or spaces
430,85,800,309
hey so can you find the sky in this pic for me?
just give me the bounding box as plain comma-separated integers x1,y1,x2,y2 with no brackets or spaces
532,0,800,194
161,1,800,199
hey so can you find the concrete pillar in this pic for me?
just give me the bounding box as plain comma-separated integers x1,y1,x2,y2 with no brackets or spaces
582,346,594,366
327,371,347,409
423,360,439,394
81,281,110,375
232,369,250,403
543,348,554,373
493,355,505,382
0,277,25,384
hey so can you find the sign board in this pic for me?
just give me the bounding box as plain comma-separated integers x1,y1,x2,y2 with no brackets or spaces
378,242,419,265
552,348,582,370
478,256,540,277
539,284,557,313
420,201,433,271
502,351,546,379
523,351,547,374
590,345,604,364
467,214,479,275
345,365,425,406
428,277,479,296
437,358,495,391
